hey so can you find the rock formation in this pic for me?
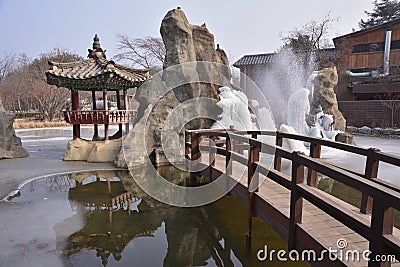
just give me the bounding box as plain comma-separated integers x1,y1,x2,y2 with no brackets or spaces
310,67,346,131
64,138,121,162
118,7,231,167
0,100,28,159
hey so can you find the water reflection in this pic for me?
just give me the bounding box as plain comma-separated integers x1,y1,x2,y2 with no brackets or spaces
62,170,232,266
1,168,307,267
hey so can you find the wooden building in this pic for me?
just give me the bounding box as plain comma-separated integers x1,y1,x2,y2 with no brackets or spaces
333,19,400,127
46,35,149,140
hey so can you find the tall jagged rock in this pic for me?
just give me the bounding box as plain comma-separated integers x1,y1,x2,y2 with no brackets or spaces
0,100,29,159
311,67,346,131
118,8,231,167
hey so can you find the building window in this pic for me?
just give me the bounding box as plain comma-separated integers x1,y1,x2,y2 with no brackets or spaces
352,40,400,53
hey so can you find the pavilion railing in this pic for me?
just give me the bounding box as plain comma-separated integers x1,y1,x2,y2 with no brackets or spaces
64,110,137,125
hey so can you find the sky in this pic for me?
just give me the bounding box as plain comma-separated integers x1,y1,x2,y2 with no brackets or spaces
0,0,373,64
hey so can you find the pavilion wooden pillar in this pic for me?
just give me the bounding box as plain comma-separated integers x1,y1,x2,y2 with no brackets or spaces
71,89,80,139
116,90,123,134
103,90,109,140
92,90,99,139
123,89,129,133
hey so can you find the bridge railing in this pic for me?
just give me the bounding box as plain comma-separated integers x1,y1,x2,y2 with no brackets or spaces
185,128,400,266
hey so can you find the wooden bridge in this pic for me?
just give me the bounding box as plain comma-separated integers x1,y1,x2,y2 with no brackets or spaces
184,129,400,267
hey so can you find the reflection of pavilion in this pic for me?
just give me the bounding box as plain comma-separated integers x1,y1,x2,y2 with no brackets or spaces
60,172,162,266
55,170,248,266
46,35,149,141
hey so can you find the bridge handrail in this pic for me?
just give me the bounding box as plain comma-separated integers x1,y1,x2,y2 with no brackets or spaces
185,128,400,263
186,129,400,181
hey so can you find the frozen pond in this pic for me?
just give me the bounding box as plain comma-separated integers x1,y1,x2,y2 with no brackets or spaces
4,127,398,266
320,135,400,187
16,126,120,159
0,169,306,267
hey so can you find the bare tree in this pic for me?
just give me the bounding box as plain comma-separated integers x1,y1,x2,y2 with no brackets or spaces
280,13,339,73
0,53,30,112
26,49,82,120
0,49,82,120
280,14,338,53
114,34,165,72
383,97,400,128
0,52,17,84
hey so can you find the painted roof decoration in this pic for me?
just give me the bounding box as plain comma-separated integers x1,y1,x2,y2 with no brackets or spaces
46,34,150,90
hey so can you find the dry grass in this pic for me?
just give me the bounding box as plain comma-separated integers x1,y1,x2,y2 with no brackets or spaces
13,121,69,129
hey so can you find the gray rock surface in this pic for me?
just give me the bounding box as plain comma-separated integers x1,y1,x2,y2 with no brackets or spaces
311,67,346,131
335,132,356,145
0,103,29,159
383,128,396,135
358,126,372,135
372,127,383,135
346,126,358,133
64,138,121,162
119,8,231,167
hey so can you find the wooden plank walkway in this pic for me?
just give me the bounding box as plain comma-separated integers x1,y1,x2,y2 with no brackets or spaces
186,129,400,267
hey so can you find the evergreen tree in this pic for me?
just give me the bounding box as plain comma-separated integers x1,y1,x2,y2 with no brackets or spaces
359,0,400,29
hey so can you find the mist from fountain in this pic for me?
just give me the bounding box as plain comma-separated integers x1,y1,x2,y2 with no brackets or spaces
212,48,343,164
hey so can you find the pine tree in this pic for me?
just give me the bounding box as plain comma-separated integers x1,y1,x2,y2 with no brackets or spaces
359,0,400,29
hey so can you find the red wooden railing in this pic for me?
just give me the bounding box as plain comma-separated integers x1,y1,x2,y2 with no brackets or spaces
63,110,137,125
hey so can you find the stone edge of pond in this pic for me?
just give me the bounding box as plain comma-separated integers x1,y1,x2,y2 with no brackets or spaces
346,126,400,138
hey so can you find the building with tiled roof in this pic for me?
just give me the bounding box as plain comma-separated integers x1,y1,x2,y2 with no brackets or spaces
233,53,277,67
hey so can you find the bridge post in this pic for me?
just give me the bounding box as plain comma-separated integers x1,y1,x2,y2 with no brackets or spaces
288,151,304,250
190,131,200,183
361,148,380,214
208,135,216,181
246,142,260,249
369,200,394,267
274,133,283,171
184,130,190,160
307,143,321,187
225,134,232,176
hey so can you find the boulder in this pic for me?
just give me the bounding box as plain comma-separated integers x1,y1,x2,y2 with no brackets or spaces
346,126,358,133
311,67,346,131
335,132,356,146
0,103,28,159
121,7,231,167
372,127,383,135
358,126,372,135
64,138,121,163
382,128,396,136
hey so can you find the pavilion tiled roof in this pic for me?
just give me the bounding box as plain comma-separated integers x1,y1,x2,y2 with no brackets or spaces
46,34,150,90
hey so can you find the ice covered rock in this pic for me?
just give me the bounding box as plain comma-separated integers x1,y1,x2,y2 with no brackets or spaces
310,67,346,131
